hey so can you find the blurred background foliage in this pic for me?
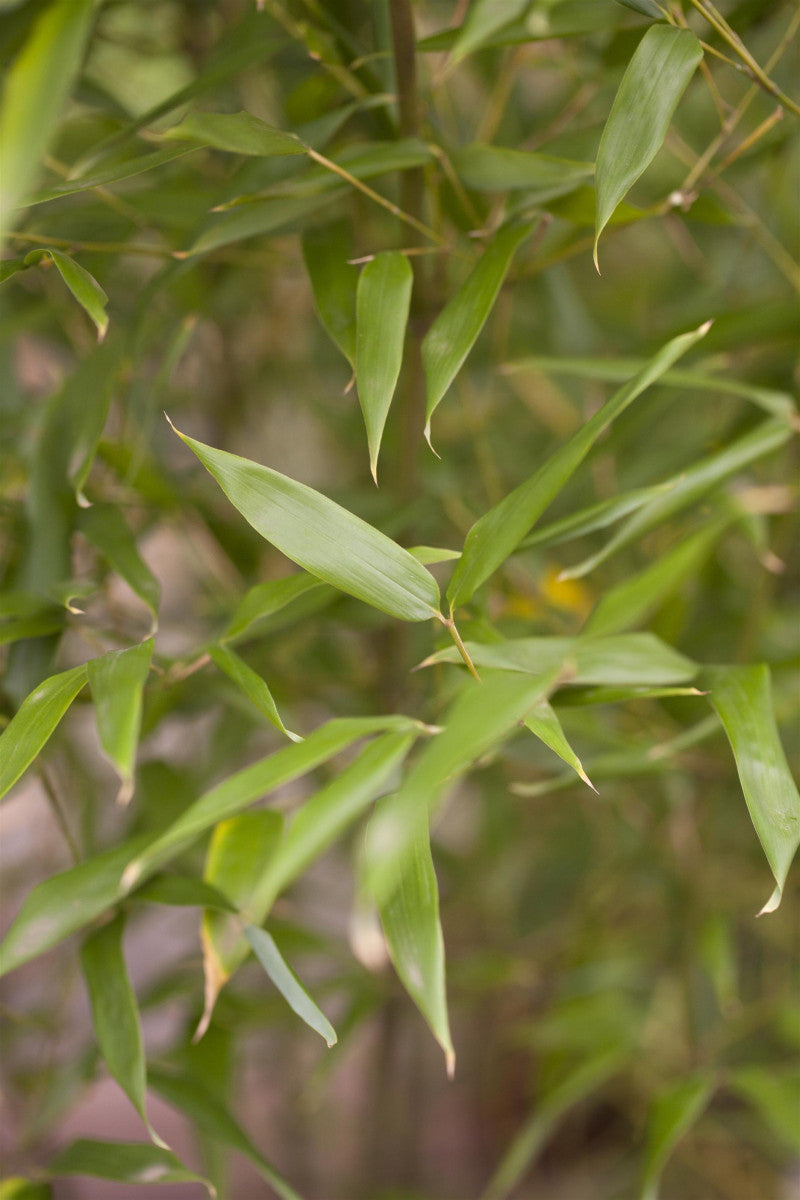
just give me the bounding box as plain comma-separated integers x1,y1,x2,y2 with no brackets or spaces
0,1,798,1198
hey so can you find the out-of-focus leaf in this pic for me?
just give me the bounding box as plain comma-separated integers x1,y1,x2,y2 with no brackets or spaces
594,25,702,265
447,323,710,610
171,423,442,622
63,342,120,504
616,0,665,17
223,573,328,643
557,685,702,708
149,1068,301,1200
453,144,593,197
356,251,413,482
162,110,305,157
209,644,300,741
0,612,64,647
448,0,528,65
245,925,337,1047
705,665,800,914
78,505,160,630
730,1066,800,1151
0,664,88,801
0,0,94,234
0,260,26,282
30,144,200,205
49,1141,209,1190
422,223,532,444
524,701,595,790
561,419,792,579
88,639,153,803
302,222,358,366
368,805,454,1073
0,1181,51,1200
640,1077,714,1200
132,875,237,912
420,2,622,52
519,483,670,552
80,913,162,1146
422,632,697,686
24,250,108,341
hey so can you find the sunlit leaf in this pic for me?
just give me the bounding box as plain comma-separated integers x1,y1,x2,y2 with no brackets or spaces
302,222,358,366
524,701,595,790
171,423,442,622
78,504,160,630
640,1077,714,1200
88,639,154,803
705,665,800,914
594,25,702,265
49,1141,209,1191
162,110,305,157
0,665,88,802
245,925,337,1047
446,322,710,610
24,250,108,341
209,644,300,741
356,251,413,482
423,223,532,444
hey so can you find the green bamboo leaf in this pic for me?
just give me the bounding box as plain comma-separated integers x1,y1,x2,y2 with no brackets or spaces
78,504,160,630
170,422,441,622
24,250,108,341
302,222,358,366
449,0,528,65
407,545,461,565
640,1077,714,1200
245,925,337,1047
88,639,154,804
0,612,64,647
63,342,121,504
422,223,532,444
0,1181,51,1200
594,25,703,266
132,875,238,912
524,701,596,791
0,260,27,283
148,1068,301,1200
557,685,703,708
49,1141,210,1191
0,664,88,802
730,1066,800,1151
447,322,710,610
368,805,454,1074
356,251,413,483
616,0,666,17
0,0,94,236
80,913,164,1147
209,644,300,742
30,144,200,205
704,665,800,914
223,573,328,643
162,110,306,157
453,144,593,198
520,483,671,552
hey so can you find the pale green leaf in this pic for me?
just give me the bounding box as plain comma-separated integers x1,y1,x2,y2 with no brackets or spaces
49,1141,209,1191
640,1077,714,1200
171,423,441,622
209,644,300,741
524,701,595,790
162,110,305,157
302,222,358,366
519,483,670,553
594,25,703,265
705,665,800,914
423,223,532,443
25,249,108,341
78,504,160,630
88,639,154,803
245,925,337,1047
0,665,88,801
0,1181,52,1200
356,251,413,483
446,322,710,610
449,0,528,65
407,545,461,565
223,573,328,643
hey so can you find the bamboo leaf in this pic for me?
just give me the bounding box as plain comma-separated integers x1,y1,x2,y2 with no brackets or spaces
730,1066,800,1152
640,1077,714,1200
24,250,108,341
453,144,593,198
446,322,711,610
132,875,238,913
520,484,670,553
0,1181,51,1200
356,251,413,483
0,664,88,802
449,0,529,65
245,925,337,1047
0,0,94,235
423,223,532,444
88,639,154,804
171,423,441,622
524,701,596,791
80,913,163,1146
209,644,300,742
704,665,800,914
594,25,702,265
302,222,358,366
49,1141,209,1191
162,110,306,157
78,504,160,630
223,573,328,643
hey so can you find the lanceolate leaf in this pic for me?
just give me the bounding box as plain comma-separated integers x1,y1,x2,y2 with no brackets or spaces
209,644,301,741
88,639,154,803
422,223,532,443
245,925,338,1047
448,0,529,65
524,701,595,790
171,423,441,622
705,665,800,914
453,144,593,197
302,222,358,366
640,1077,714,1200
594,25,703,265
162,110,305,157
0,665,88,802
356,251,413,482
78,504,160,630
49,1141,209,1191
446,322,710,610
24,250,108,341
223,573,328,643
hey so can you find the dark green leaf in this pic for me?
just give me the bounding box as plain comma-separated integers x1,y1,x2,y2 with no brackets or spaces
0,665,88,802
78,505,160,630
162,110,305,157
24,250,108,341
356,251,413,482
302,222,358,366
640,1077,714,1200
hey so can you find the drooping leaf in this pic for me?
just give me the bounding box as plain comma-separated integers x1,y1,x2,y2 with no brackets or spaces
171,423,441,622
78,504,160,630
63,342,121,504
594,25,702,265
162,110,305,157
24,250,108,341
355,251,413,482
0,0,94,233
422,223,532,443
524,701,595,790
49,1141,209,1191
302,222,358,366
88,639,154,803
730,1065,800,1152
640,1077,714,1200
0,664,88,802
446,322,710,610
705,665,800,914
448,0,529,65
245,925,337,1047
209,644,300,741
80,913,162,1145
223,573,328,643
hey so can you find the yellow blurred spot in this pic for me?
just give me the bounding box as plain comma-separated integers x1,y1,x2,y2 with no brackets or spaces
539,564,593,617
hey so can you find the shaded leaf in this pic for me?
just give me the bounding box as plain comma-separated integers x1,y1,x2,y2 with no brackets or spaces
302,222,358,366
594,25,702,265
0,664,88,802
640,1077,714,1200
49,1141,208,1190
524,701,595,790
705,665,800,914
223,573,328,643
25,250,108,341
132,875,237,913
209,644,300,741
88,639,153,803
0,1182,52,1200
162,110,305,157
520,483,671,552
730,1066,800,1152
78,504,160,630
449,0,529,65
616,0,665,16
453,144,593,198
245,925,337,1047
356,251,413,482
30,144,200,205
